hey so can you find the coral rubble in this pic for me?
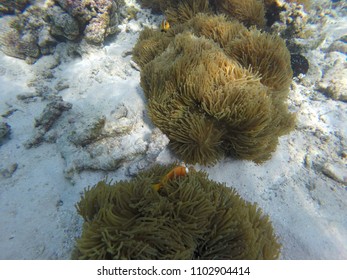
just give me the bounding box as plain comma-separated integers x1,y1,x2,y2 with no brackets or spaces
25,97,73,148
0,121,11,143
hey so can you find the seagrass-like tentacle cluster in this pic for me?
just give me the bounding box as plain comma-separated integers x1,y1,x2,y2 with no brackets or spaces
137,0,268,28
133,12,295,164
72,164,281,259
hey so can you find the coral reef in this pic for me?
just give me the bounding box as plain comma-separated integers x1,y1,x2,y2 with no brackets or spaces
72,164,281,260
0,0,31,15
47,5,80,41
263,1,313,77
269,0,310,41
0,0,124,63
54,0,123,44
133,14,295,164
286,0,312,10
0,5,57,63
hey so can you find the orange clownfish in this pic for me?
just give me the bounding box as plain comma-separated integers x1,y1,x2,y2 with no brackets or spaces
160,19,170,32
152,165,189,191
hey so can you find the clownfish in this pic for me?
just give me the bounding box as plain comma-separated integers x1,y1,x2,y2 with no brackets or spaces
152,165,189,191
160,19,170,32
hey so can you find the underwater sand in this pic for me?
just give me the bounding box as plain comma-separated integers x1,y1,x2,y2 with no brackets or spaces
0,0,346,259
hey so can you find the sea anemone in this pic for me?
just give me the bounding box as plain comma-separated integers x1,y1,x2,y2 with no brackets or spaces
138,30,294,164
72,164,281,259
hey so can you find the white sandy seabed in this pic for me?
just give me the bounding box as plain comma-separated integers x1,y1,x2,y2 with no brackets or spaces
0,0,346,260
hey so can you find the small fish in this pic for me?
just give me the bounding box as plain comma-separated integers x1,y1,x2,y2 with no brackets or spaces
160,19,170,32
152,165,189,191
